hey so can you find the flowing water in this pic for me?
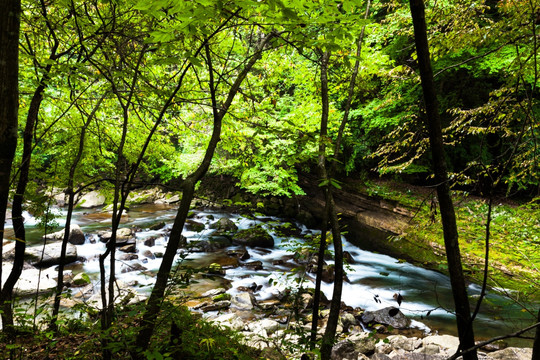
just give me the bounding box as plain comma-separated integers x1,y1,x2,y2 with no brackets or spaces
7,204,537,345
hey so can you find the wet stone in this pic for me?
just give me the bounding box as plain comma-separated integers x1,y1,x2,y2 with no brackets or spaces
226,249,250,261
242,260,263,270
119,243,137,253
200,300,231,312
118,253,138,261
120,262,147,273
143,237,156,247
148,221,165,231
142,250,155,259
185,219,205,232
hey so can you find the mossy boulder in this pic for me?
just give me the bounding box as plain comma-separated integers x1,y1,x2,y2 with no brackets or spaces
210,217,238,233
185,219,205,232
232,226,274,248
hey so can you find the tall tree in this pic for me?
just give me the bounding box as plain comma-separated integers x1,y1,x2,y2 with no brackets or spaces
0,0,20,297
409,0,478,359
134,26,277,356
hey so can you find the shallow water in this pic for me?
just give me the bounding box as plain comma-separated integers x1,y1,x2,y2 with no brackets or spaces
7,204,537,345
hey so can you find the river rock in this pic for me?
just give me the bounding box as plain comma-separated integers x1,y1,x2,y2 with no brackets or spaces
120,262,147,273
143,237,156,247
154,192,180,204
207,236,232,251
485,347,532,360
413,344,440,355
247,319,281,336
422,334,459,353
201,288,226,298
185,219,205,232
148,221,166,231
231,292,256,310
119,242,136,253
330,340,359,360
339,312,358,332
210,217,238,233
391,354,446,360
43,224,86,245
226,249,250,260
100,227,133,242
25,242,79,268
273,222,302,237
361,307,411,329
243,260,263,270
127,188,160,205
1,265,60,296
211,313,245,331
387,335,418,352
371,355,392,360
321,264,335,283
77,190,105,208
200,300,231,312
118,253,138,261
232,226,274,248
142,250,155,259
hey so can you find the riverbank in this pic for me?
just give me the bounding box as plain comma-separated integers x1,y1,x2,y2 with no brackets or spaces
195,174,539,305
1,176,537,358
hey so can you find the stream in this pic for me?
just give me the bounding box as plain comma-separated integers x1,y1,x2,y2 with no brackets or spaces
7,203,536,345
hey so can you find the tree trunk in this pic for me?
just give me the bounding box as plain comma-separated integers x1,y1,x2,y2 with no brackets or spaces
533,308,540,360
0,0,21,295
409,1,477,359
51,95,103,331
0,70,51,328
134,33,275,356
316,50,345,360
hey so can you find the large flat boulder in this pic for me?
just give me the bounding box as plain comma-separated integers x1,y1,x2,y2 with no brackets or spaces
1,265,68,296
25,242,79,268
76,190,105,208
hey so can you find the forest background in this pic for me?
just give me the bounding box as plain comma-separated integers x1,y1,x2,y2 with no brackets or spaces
0,0,539,359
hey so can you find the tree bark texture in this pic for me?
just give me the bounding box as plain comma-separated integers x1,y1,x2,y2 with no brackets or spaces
0,0,21,293
317,51,345,360
409,1,478,359
533,308,540,360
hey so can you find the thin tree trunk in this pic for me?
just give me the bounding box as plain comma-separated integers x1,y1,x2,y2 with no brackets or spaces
310,200,330,347
311,3,370,349
409,1,477,359
317,50,345,360
0,65,54,328
134,32,275,357
50,94,104,331
533,308,540,360
0,0,21,294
